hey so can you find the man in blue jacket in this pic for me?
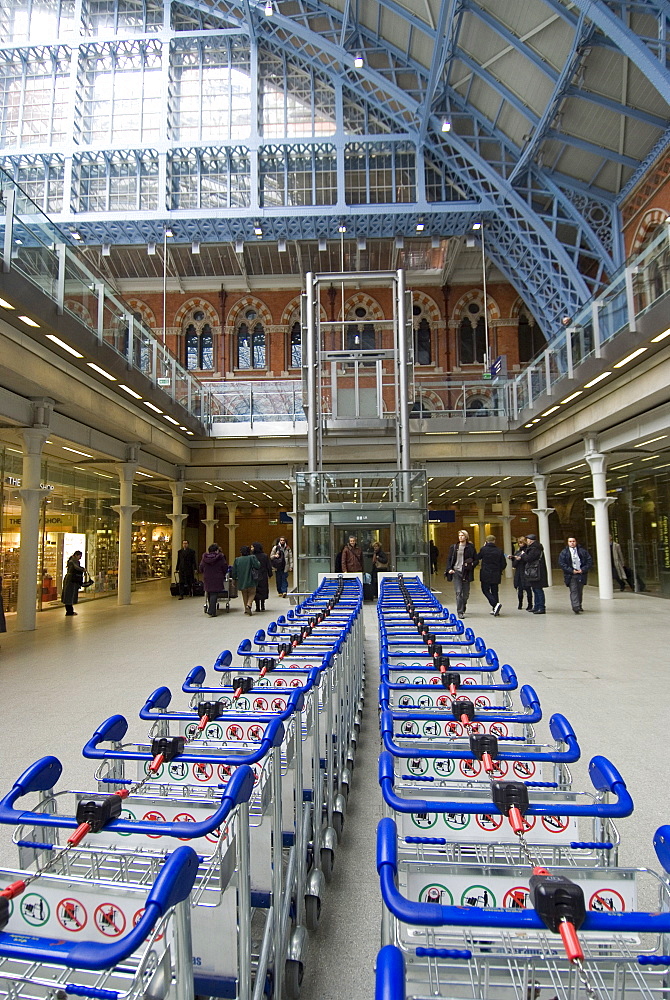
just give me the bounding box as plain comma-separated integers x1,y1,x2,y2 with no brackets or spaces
558,536,593,614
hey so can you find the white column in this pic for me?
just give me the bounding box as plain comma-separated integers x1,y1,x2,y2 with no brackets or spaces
584,439,615,600
202,493,219,550
499,489,514,578
16,428,50,632
475,501,487,551
226,503,238,564
168,480,188,574
112,462,139,606
531,473,554,587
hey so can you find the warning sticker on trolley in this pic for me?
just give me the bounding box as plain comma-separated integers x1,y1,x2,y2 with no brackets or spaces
0,876,153,944
399,808,578,843
394,719,519,739
181,718,273,743
408,871,636,913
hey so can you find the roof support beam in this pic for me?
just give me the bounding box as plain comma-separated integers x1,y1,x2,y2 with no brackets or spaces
417,0,459,146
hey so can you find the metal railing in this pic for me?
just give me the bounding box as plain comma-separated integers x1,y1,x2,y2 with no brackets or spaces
0,169,214,426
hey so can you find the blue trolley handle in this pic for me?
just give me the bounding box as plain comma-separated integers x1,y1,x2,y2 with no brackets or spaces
379,753,632,818
82,713,285,765
384,683,541,723
182,665,323,695
375,944,406,1000
139,684,304,721
379,663,518,694
380,712,579,763
0,845,198,971
0,756,255,839
378,818,670,934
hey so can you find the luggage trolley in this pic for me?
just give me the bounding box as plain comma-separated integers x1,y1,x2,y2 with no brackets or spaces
203,571,234,614
80,710,294,999
0,841,199,1000
376,813,670,1000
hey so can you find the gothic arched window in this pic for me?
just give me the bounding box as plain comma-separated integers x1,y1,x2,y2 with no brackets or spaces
459,303,486,364
237,314,266,369
290,321,301,368
184,309,215,370
518,312,546,363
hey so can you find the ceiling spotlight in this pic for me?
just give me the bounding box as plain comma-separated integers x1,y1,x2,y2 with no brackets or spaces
441,119,451,132
354,51,364,68
164,228,174,238
191,241,200,254
254,225,263,236
416,221,425,232
472,222,481,231
264,0,273,13
338,224,347,234
71,231,82,240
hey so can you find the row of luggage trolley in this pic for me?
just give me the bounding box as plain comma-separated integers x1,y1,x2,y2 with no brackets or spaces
0,574,365,1000
375,573,670,1000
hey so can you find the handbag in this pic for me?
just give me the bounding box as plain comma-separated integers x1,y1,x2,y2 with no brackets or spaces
525,561,541,582
251,566,261,582
81,571,94,589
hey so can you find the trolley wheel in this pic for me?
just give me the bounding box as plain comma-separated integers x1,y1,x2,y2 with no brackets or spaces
333,810,344,840
285,959,304,999
304,893,321,930
320,847,334,882
340,780,349,802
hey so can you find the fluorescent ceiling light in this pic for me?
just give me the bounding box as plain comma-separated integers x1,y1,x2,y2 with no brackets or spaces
136,471,153,478
613,348,647,368
46,334,83,358
470,430,502,434
541,406,560,416
524,422,534,427
119,384,142,399
416,222,425,232
354,52,364,68
0,297,15,309
441,119,451,132
472,222,481,231
610,462,633,470
144,401,163,413
18,315,40,327
186,431,194,436
651,328,670,342
164,415,180,425
583,371,611,388
636,435,667,447
560,391,582,404
63,446,93,458
87,362,116,381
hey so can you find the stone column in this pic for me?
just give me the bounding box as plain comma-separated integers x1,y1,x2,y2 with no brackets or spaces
531,473,554,587
16,427,51,632
202,493,219,550
499,489,514,578
584,439,615,600
226,503,238,564
168,480,188,574
112,462,139,606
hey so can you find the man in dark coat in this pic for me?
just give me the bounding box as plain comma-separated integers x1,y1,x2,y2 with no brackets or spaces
176,539,197,598
558,536,593,614
475,534,507,616
517,534,548,614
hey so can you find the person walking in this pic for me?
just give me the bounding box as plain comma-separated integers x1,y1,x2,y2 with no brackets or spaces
610,535,633,592
558,536,593,614
270,536,293,598
371,540,389,598
199,544,228,617
176,539,197,599
476,534,507,616
251,542,273,612
429,539,439,574
231,544,261,615
341,535,364,573
510,536,533,611
444,529,476,618
62,550,89,616
517,534,548,614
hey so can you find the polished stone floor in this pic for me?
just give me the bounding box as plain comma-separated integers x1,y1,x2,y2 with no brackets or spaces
0,577,667,1000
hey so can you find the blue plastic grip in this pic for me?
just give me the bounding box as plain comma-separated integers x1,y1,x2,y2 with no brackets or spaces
415,947,472,960
375,945,405,1000
213,649,233,668
64,987,120,998
236,639,252,654
183,666,206,689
